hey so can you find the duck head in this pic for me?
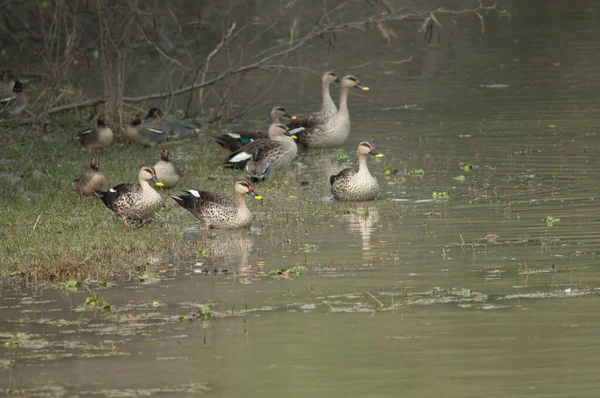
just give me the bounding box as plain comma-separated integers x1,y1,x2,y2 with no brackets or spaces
270,105,296,120
324,71,341,84
341,75,370,91
140,166,164,187
161,147,172,162
235,181,262,200
358,141,384,158
145,107,164,120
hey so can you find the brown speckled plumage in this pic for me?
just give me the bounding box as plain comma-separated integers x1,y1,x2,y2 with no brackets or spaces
298,75,369,149
330,142,384,201
286,72,340,132
170,181,262,229
96,167,164,225
74,156,107,196
153,147,182,188
224,124,298,170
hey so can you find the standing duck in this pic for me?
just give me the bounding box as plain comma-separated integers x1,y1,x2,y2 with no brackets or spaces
244,148,272,183
145,107,201,140
74,155,107,196
170,181,262,230
0,79,28,117
298,75,369,149
153,147,182,188
76,114,114,150
285,71,340,131
125,114,168,146
330,142,384,201
223,124,298,170
95,167,164,226
213,106,297,152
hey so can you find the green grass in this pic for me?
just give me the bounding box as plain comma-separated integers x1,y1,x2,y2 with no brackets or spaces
0,113,288,283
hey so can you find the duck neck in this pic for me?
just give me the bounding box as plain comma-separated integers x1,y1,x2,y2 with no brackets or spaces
140,179,153,193
321,81,335,113
338,86,350,118
236,193,249,210
357,154,370,175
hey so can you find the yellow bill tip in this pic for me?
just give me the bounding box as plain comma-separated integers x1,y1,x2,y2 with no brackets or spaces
155,182,165,187
362,87,370,91
291,135,297,140
291,115,297,120
254,195,263,200
375,153,384,158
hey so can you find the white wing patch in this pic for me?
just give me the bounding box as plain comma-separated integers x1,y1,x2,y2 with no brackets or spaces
227,133,241,139
109,188,116,192
229,152,252,163
149,128,165,134
187,189,200,197
288,127,305,135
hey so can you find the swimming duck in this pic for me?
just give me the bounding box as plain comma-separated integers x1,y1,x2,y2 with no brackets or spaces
223,123,299,170
298,75,369,148
0,79,28,117
285,71,340,131
76,114,114,150
153,147,182,188
74,155,107,196
125,114,168,146
170,181,262,230
244,148,272,183
329,142,384,201
145,107,201,140
95,166,164,226
213,106,297,152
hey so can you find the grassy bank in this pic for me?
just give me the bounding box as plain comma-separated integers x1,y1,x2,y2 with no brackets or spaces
0,114,292,283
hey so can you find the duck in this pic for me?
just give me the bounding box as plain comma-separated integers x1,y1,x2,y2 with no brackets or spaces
95,166,164,226
223,123,299,170
0,79,28,117
213,106,297,152
329,141,384,201
76,114,114,150
74,155,107,196
170,181,262,230
244,148,272,183
145,107,201,140
0,70,16,97
153,147,182,188
297,75,369,149
285,71,340,131
125,114,168,146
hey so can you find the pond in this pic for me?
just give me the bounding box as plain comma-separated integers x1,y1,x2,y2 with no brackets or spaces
2,0,600,396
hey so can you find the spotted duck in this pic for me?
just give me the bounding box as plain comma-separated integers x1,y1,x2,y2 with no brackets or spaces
170,181,262,230
330,141,384,201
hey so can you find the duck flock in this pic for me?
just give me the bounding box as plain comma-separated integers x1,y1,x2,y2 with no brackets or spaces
2,71,385,229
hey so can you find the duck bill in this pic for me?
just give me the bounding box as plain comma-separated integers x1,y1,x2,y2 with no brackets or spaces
284,131,297,139
283,112,296,120
356,83,370,91
247,190,263,200
369,149,384,158
151,175,164,187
